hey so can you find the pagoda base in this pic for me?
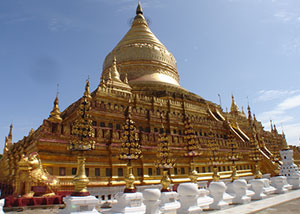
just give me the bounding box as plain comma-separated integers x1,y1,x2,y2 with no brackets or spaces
59,195,100,214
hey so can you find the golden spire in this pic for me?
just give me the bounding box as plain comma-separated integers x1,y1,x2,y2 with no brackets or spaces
124,73,129,84
110,56,121,81
29,128,35,136
8,123,13,140
282,132,289,150
230,94,239,113
247,105,252,121
48,95,62,123
84,79,92,99
241,106,245,115
270,120,273,132
4,124,13,153
136,1,143,15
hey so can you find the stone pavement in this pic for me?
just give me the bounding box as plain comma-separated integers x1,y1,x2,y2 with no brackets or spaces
4,189,300,214
255,197,300,214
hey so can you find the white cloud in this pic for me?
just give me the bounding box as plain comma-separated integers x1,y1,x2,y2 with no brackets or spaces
256,89,299,102
255,90,300,145
48,17,73,32
282,123,300,146
274,10,298,22
278,95,300,110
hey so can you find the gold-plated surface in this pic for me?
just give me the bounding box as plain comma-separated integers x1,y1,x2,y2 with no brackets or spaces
69,80,95,194
48,96,62,123
73,152,89,193
161,169,171,192
231,165,239,181
14,152,59,197
124,162,135,191
102,2,179,88
119,105,143,191
212,166,220,182
254,163,263,179
0,2,293,195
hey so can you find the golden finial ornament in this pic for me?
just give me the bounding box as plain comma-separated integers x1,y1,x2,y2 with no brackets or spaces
29,128,35,136
48,95,62,123
183,116,201,183
68,79,95,196
247,104,252,121
4,124,13,153
155,118,175,192
161,170,171,192
8,123,13,139
136,1,143,15
84,79,92,99
124,73,129,84
230,94,239,113
281,132,289,150
119,106,143,193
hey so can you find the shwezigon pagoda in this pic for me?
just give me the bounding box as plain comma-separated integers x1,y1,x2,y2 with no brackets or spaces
0,2,297,198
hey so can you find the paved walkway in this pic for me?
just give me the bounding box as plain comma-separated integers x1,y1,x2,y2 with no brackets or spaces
212,189,300,214
4,189,300,213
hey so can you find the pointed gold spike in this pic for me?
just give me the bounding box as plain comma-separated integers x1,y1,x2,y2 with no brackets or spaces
48,95,62,123
136,1,143,15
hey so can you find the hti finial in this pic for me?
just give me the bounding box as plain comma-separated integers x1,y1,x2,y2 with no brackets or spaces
8,123,13,139
56,83,59,98
136,1,143,15
84,78,92,99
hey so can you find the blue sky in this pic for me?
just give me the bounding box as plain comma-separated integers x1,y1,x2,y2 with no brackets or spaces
1,0,300,152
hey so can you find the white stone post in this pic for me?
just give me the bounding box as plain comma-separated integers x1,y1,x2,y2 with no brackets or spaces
208,181,228,210
250,179,266,200
271,176,288,194
0,199,4,214
197,188,213,209
232,179,251,204
143,189,161,214
59,195,100,214
105,192,146,214
159,191,180,214
177,183,202,214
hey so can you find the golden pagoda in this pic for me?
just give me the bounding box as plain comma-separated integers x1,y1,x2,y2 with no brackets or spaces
0,2,291,196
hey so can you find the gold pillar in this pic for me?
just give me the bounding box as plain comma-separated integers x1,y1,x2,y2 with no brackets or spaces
189,159,198,184
212,166,220,182
161,169,171,192
72,151,90,196
231,164,239,181
124,161,136,193
254,163,262,179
